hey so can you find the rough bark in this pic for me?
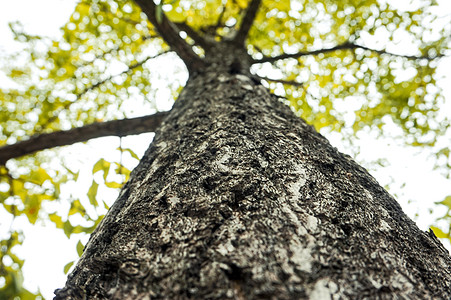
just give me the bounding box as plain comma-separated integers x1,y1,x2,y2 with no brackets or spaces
54,46,451,298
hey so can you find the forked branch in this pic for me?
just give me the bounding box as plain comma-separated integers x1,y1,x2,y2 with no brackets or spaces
0,112,169,165
252,42,443,64
134,0,205,72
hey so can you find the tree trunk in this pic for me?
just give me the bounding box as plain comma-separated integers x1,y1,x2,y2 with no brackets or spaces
54,50,451,299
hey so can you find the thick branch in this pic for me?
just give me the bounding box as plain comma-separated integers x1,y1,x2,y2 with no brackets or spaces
252,42,443,64
233,0,262,46
0,112,169,165
134,0,205,73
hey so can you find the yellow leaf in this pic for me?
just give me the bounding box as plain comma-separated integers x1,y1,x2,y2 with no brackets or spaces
430,226,450,239
93,158,111,181
166,9,186,23
28,167,52,185
68,199,86,216
49,213,64,228
87,180,99,207
105,181,122,189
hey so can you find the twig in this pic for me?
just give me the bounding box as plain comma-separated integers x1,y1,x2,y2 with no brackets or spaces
40,51,171,130
258,75,304,87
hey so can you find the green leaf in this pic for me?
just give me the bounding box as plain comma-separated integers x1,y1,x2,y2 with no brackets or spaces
63,220,74,238
68,199,86,216
76,240,84,257
87,180,99,207
436,196,451,209
28,167,52,185
166,8,186,23
93,158,111,181
63,261,75,274
49,213,64,228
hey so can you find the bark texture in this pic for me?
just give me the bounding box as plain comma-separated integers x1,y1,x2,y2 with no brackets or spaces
55,60,451,298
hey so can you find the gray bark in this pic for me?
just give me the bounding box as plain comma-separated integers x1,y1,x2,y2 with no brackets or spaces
54,45,451,299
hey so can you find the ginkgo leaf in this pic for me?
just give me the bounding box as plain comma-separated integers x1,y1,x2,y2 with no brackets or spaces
63,261,75,275
93,158,111,181
76,240,84,257
87,180,99,207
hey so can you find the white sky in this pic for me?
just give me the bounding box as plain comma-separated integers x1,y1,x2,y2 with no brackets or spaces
1,0,451,298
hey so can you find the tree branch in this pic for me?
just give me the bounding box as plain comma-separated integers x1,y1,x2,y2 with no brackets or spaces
134,0,205,73
75,34,161,68
40,51,171,131
174,22,212,50
257,75,304,87
0,112,169,165
78,51,170,95
212,2,227,34
233,0,262,46
251,42,443,64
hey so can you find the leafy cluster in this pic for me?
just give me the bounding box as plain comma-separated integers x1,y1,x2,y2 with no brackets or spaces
1,0,450,297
